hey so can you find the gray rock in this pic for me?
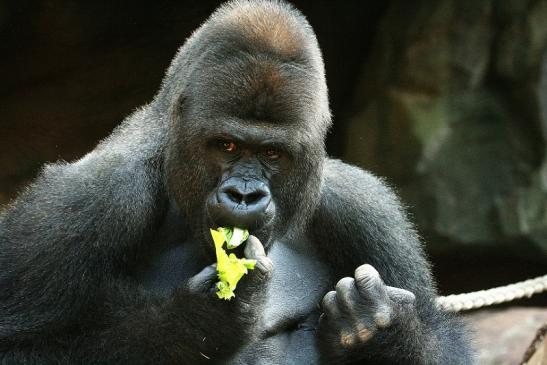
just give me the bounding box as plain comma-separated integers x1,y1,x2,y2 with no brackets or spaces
343,0,547,256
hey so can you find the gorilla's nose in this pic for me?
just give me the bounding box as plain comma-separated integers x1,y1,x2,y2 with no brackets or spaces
208,178,275,229
215,180,272,227
218,181,271,212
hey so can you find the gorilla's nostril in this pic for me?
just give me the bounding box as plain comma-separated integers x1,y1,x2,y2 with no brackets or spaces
223,186,268,206
245,191,265,205
226,188,244,204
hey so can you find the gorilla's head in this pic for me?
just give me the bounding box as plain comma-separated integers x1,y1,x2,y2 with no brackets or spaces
161,0,331,250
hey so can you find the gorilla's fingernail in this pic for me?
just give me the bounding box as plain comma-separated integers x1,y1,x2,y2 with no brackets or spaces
340,330,356,348
373,311,392,328
356,323,373,342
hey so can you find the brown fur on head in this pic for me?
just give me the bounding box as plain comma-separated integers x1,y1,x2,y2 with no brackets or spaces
213,0,307,57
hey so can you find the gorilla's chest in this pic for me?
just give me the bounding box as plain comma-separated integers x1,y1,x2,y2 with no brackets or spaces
135,234,332,364
260,241,331,335
227,241,332,365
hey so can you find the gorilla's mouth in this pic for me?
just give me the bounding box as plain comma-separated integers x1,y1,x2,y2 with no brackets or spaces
200,216,275,262
204,190,276,250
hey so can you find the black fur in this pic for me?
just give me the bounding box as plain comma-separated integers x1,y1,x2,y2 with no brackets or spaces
0,1,473,364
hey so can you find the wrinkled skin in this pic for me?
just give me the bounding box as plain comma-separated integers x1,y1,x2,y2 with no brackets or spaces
0,1,474,364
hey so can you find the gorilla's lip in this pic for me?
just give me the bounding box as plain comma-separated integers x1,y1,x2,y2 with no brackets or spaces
205,192,276,231
203,191,277,256
207,212,275,239
204,206,275,252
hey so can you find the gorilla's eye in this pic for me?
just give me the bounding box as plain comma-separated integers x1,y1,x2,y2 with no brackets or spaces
263,148,281,160
219,141,237,153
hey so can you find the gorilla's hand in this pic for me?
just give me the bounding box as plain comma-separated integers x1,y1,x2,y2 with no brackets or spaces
177,235,273,348
318,264,417,361
186,235,273,303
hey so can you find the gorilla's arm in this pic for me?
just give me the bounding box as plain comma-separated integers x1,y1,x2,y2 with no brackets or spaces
74,255,272,365
0,112,166,341
0,113,269,364
312,159,473,365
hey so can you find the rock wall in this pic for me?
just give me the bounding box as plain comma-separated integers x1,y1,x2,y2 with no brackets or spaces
343,0,547,258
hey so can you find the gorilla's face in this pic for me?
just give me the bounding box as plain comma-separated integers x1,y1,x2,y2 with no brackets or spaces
164,52,329,254
204,129,285,244
182,113,312,251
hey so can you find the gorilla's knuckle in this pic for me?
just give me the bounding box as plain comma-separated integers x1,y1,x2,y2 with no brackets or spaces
354,265,380,288
334,278,356,310
322,291,337,311
339,329,356,348
335,277,354,293
255,256,274,277
355,264,378,277
388,287,417,306
355,322,374,342
186,278,204,294
404,291,417,306
373,307,393,328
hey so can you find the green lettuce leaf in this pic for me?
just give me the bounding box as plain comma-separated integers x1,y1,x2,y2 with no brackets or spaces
227,227,250,249
210,227,255,300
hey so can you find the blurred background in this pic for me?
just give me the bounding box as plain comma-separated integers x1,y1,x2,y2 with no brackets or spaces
1,1,546,363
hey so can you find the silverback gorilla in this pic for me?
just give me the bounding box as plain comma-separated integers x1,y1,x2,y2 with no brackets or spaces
0,1,473,364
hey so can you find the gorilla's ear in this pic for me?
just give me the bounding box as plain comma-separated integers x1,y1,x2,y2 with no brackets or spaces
168,94,188,129
174,94,187,118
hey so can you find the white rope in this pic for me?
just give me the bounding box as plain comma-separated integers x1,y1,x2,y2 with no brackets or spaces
436,274,547,312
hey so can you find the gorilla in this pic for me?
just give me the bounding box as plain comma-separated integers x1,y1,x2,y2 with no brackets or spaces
0,1,473,364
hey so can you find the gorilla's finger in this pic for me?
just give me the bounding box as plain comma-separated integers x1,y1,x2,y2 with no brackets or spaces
242,235,273,282
244,235,266,259
354,264,394,327
251,255,274,281
235,238,273,304
354,321,375,342
386,286,416,306
321,291,341,319
339,328,357,348
334,277,359,314
235,260,272,306
187,264,218,294
354,264,390,306
243,236,273,281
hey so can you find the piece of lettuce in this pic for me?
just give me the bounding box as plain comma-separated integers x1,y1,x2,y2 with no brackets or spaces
210,227,255,300
223,227,250,249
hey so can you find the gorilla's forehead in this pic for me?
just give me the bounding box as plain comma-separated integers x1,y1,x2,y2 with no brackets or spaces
205,116,298,139
187,52,320,126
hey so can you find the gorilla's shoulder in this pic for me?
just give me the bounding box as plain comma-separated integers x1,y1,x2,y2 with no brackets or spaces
314,158,412,235
5,109,167,225
321,159,404,212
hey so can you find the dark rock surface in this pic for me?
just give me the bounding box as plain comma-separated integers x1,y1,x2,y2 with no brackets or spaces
343,0,547,259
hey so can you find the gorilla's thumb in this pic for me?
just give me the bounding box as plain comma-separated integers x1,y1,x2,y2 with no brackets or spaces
237,236,273,302
186,264,217,294
244,235,266,259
